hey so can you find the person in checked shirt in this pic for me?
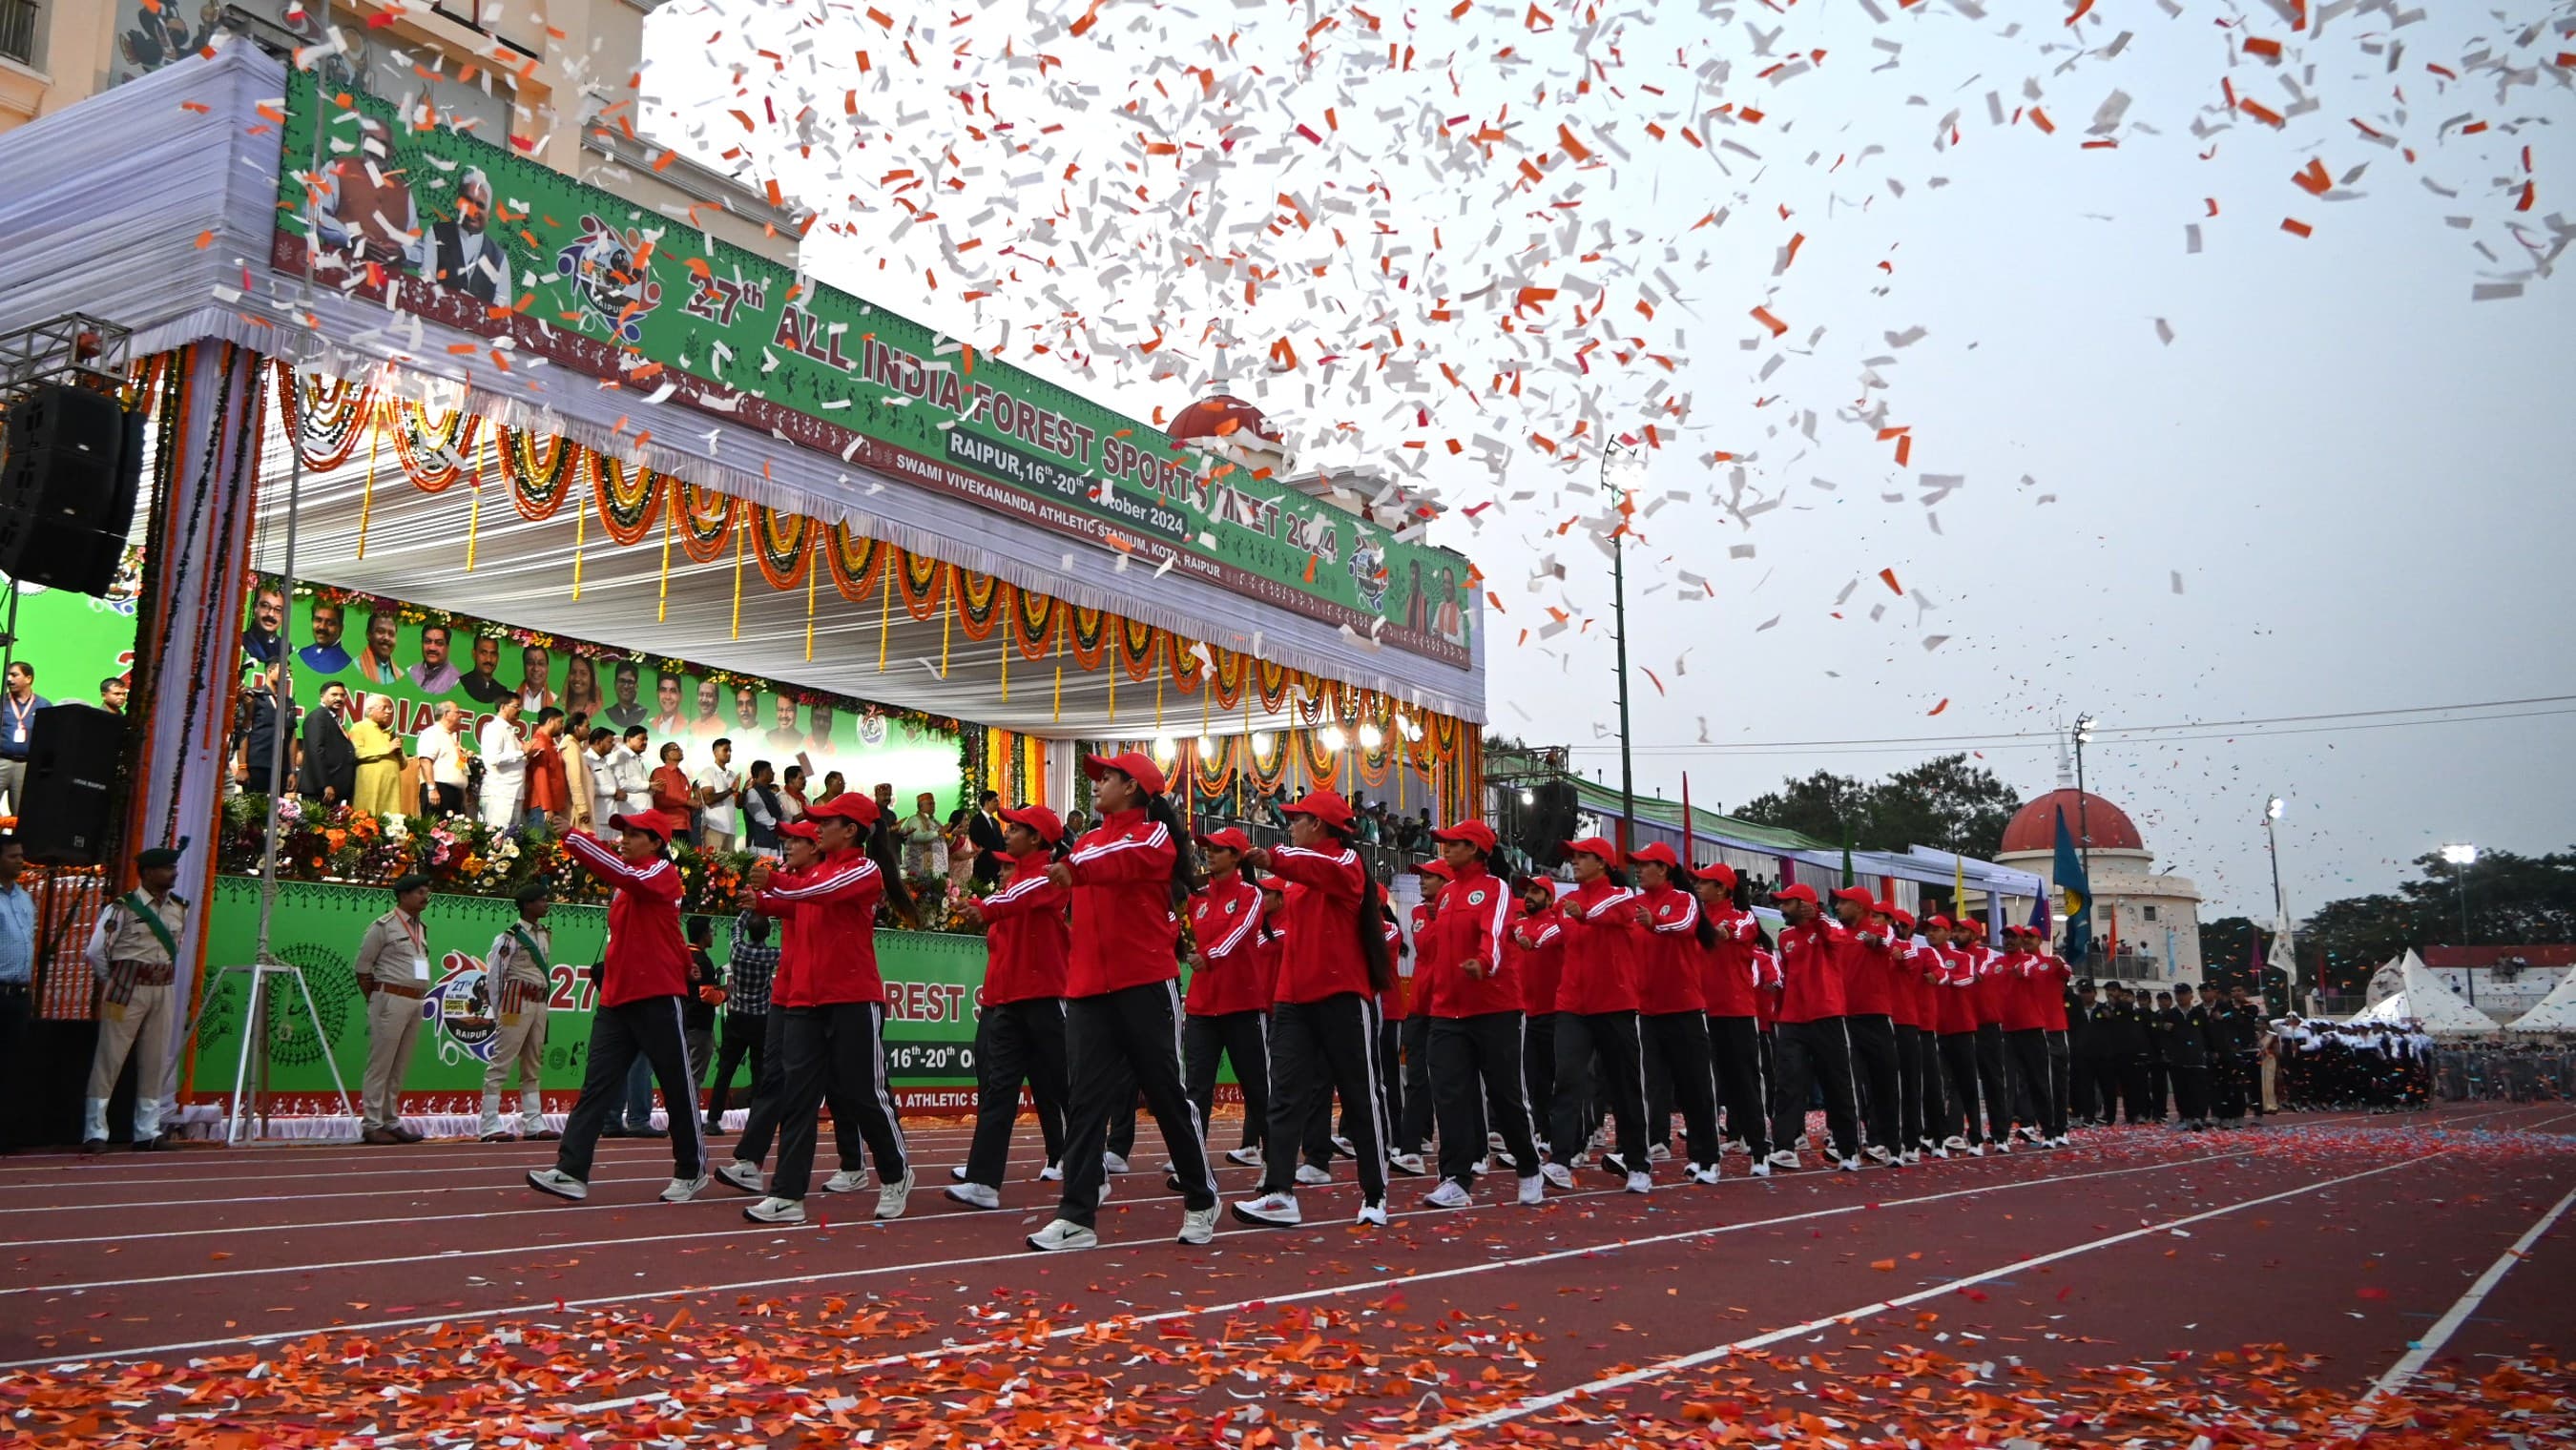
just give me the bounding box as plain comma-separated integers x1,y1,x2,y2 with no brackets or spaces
704,910,779,1135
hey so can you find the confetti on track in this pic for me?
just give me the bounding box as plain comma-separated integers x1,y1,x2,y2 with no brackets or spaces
3,1103,2570,1446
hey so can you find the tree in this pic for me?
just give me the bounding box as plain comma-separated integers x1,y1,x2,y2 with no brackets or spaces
1733,755,2020,859
2290,847,2576,996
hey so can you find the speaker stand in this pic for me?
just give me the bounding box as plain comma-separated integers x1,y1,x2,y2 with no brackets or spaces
201,955,361,1144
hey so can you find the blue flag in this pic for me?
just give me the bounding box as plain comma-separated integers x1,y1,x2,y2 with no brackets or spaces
2053,805,2092,963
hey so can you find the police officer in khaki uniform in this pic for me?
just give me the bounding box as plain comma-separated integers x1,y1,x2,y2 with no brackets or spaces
479,881,561,1142
81,846,190,1152
354,873,435,1144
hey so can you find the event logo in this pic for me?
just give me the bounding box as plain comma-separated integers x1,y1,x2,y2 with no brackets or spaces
426,950,502,1066
555,216,663,345
858,708,888,748
1348,535,1390,611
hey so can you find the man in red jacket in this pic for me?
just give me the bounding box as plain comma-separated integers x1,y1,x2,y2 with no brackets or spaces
1418,821,1547,1208
1998,925,2056,1147
1511,876,1567,1140
1234,788,1398,1229
1691,861,1773,1173
2027,929,2074,1146
948,804,1073,1210
1923,916,1984,1156
1833,885,1905,1166
1767,883,1864,1172
1181,828,1273,1172
1026,754,1222,1253
1887,906,1941,1163
1542,838,1654,1194
1961,916,2018,1154
528,811,710,1205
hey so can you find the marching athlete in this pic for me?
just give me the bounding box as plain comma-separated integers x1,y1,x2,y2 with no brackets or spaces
1512,876,1567,1137
527,811,710,1204
1767,883,1863,1171
948,805,1073,1209
1416,821,1546,1208
1962,917,2018,1153
1026,753,1221,1252
1691,861,1772,1173
1833,886,1905,1166
1629,844,1724,1183
1544,838,1652,1194
1233,788,1397,1230
1925,917,1984,1156
1181,828,1272,1170
717,822,873,1197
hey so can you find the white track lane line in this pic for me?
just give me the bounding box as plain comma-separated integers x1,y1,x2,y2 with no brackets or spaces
2353,1180,2576,1406
1403,1149,2463,1443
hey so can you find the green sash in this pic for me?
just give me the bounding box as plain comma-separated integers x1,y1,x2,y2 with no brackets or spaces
508,922,551,975
119,891,178,962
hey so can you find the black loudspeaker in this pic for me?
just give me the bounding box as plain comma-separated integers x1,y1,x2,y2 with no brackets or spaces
17,703,123,866
0,383,145,596
1513,777,1580,868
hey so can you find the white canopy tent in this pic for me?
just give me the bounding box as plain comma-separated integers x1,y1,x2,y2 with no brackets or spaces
2506,970,2576,1034
2347,951,2501,1037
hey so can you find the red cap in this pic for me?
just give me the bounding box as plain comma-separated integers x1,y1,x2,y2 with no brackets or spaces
1418,858,1453,880
1629,841,1682,870
1925,914,1954,929
1890,907,1917,929
1693,860,1738,889
809,793,883,828
1431,819,1498,853
1832,885,1878,907
1195,825,1252,853
1561,836,1621,867
1083,751,1168,798
1282,789,1355,831
1002,804,1067,845
778,819,821,841
1774,883,1819,905
609,810,676,841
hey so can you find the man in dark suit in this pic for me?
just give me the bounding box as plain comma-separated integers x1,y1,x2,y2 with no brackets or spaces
296,681,360,806
967,790,1006,887
422,168,505,304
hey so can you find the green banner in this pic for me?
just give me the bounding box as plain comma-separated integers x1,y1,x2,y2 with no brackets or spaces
0,573,143,724
189,875,989,1106
269,70,1476,669
250,587,963,819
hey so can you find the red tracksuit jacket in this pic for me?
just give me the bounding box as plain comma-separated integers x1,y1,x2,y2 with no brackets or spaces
1513,904,1566,1015
1552,879,1643,1015
1266,841,1375,1004
1933,945,1980,1034
758,846,888,1008
1752,947,1783,1029
1840,922,1898,1019
977,851,1069,1006
1700,904,1762,1019
1776,919,1851,1024
1062,807,1181,998
1185,871,1268,1016
1635,883,1708,1015
1424,862,1519,1017
563,831,689,1005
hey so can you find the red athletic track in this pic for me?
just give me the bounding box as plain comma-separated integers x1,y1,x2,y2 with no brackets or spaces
2,1102,2570,1448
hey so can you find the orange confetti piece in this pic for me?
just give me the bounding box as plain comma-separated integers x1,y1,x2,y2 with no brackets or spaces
1879,568,1902,595
1928,698,1950,715
2293,157,2332,196
1750,305,1787,337
2280,217,2314,238
193,230,215,250
1871,1258,1899,1271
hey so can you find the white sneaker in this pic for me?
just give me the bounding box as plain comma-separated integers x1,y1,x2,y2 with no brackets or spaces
1039,1162,1064,1182
2051,1135,2072,1149
1942,1135,1970,1152
1970,1142,1988,1156
1296,1163,1334,1186
1355,1199,1389,1227
526,1168,588,1201
1748,1159,1774,1177
1231,1191,1302,1227
823,1169,867,1194
1332,1135,1356,1157
1838,1156,1863,1172
1473,1155,1493,1175
1647,1144,1672,1163
1864,1145,1895,1166
1722,1138,1749,1156
1624,1171,1652,1195
1177,1204,1219,1245
1423,1178,1472,1210
1097,1180,1113,1206
743,1195,806,1225
875,1170,915,1220
1487,1131,1506,1150
661,1173,710,1203
1541,1162,1576,1191
1687,1164,1721,1186
945,1181,1001,1211
1389,1152,1427,1176
718,1160,766,1194
1226,1145,1264,1167
1027,1218,1098,1253
1990,1138,2010,1154
1102,1151,1132,1174
1517,1174,1546,1206
948,1164,969,1182
1932,1146,1952,1160
1765,1150,1801,1173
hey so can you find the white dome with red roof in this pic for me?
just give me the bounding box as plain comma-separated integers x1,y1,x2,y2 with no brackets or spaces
2000,788,2144,856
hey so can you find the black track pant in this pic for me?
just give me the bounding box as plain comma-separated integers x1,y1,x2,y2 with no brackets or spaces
1057,982,1216,1228
1893,1025,1927,1150
1261,993,1389,1205
1550,1010,1649,1171
732,1003,864,1170
2069,1049,2099,1123
2005,1028,2055,1137
1106,1093,1137,1160
1431,1012,1542,1186
557,995,707,1183
964,997,1069,1189
1971,1025,2013,1144
1708,1014,1772,1159
1398,1011,1436,1155
1640,1010,1722,1169
1184,1009,1270,1156
1844,1013,1902,1153
2081,1057,2122,1124
706,1009,768,1127
2210,1049,2247,1122
1936,1031,1983,1143
771,1002,908,1202
1523,1012,1559,1142
2044,1029,2072,1136
2170,1060,2212,1123
1305,1007,1400,1168
1770,1017,1861,1162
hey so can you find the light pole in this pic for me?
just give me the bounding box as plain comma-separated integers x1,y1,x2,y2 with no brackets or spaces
2441,842,2477,1005
2265,797,2289,1004
1602,438,1642,859
2072,713,2096,963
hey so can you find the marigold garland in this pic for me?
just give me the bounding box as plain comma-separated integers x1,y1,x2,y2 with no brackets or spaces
496,424,576,520
751,506,813,590
953,569,1006,642
822,523,887,604
591,451,663,545
675,482,737,564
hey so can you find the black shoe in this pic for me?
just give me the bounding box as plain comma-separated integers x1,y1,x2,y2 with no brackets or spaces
703,1122,729,1137
602,1124,632,1139
80,1138,109,1155
634,1126,670,1139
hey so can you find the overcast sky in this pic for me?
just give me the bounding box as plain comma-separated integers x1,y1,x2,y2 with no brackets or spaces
644,1,2576,923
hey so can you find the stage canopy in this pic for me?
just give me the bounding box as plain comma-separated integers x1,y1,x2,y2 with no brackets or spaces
2348,952,2501,1037
2507,970,2576,1034
0,42,1486,756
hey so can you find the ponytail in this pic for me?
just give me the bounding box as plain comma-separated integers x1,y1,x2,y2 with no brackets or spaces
1143,792,1199,913
1358,875,1395,996
865,818,921,930
1692,905,1718,951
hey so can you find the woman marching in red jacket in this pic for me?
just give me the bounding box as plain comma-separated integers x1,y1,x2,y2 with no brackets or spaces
1025,754,1221,1253
1691,860,1774,1174
1628,843,1726,1184
1545,837,1654,1195
1418,821,1547,1209
1768,883,1865,1172
947,805,1073,1210
1183,828,1274,1170
1232,788,1398,1230
737,792,919,1226
527,809,710,1206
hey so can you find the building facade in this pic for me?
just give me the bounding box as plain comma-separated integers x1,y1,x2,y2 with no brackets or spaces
1995,786,2206,987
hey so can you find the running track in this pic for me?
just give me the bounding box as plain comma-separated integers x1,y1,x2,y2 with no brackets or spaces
2,1102,2569,1447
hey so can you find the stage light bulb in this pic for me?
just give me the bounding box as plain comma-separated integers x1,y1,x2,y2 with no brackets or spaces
1359,723,1384,749
1319,725,1348,752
